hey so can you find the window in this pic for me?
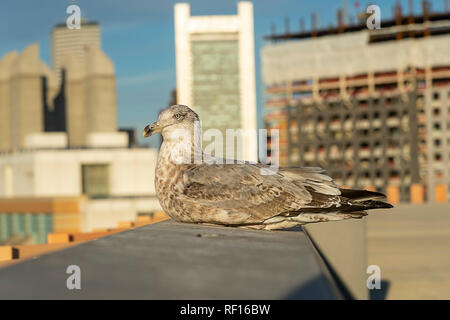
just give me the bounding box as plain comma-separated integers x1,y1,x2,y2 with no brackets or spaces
0,213,52,245
433,108,441,116
81,164,110,198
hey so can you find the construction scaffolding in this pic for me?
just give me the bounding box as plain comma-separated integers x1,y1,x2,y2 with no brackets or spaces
262,2,450,203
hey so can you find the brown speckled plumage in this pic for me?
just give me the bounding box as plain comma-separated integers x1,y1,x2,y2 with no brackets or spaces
143,105,392,230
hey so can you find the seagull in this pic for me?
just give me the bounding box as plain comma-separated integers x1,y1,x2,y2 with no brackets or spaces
143,104,392,230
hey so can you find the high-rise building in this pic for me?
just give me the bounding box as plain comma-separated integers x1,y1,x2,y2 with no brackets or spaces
0,51,17,152
174,2,257,161
0,22,161,245
51,20,100,81
262,4,450,203
0,44,59,151
0,42,118,151
62,45,118,147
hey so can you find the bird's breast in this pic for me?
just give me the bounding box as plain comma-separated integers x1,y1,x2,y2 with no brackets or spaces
155,159,193,222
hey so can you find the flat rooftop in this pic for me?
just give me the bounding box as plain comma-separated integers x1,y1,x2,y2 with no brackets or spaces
0,220,341,299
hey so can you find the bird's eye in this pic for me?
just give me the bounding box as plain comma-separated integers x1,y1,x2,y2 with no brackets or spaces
174,113,184,120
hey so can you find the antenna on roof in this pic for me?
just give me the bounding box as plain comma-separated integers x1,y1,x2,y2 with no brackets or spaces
408,0,414,36
422,0,430,36
284,17,290,36
394,0,403,40
337,8,344,33
311,12,317,37
299,18,305,33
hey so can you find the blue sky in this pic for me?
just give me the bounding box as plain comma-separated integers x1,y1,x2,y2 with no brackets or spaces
1,0,445,147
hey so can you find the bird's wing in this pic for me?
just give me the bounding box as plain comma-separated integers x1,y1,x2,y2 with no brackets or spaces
182,163,342,221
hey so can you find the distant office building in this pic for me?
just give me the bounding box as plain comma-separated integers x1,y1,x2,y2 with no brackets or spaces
51,20,100,82
51,20,116,147
262,3,450,203
0,23,161,245
0,148,160,244
0,44,60,151
174,2,257,161
0,43,118,151
62,44,118,147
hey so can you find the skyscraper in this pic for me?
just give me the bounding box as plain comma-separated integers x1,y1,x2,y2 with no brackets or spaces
174,2,257,162
52,20,117,147
0,22,161,244
51,20,100,82
0,20,117,152
0,52,17,152
0,44,49,151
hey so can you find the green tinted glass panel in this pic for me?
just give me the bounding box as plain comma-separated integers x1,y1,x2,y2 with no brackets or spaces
192,39,241,135
82,164,110,197
0,213,53,245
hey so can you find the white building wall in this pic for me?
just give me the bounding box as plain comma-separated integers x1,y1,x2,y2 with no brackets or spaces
33,151,81,197
0,148,158,198
25,132,68,149
0,153,35,197
238,2,258,162
262,32,450,84
174,1,257,162
174,3,192,108
1,148,162,233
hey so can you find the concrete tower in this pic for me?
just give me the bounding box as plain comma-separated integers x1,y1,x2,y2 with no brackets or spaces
61,45,117,147
61,53,86,147
51,21,100,82
84,45,118,135
174,2,258,162
0,52,18,152
9,44,43,150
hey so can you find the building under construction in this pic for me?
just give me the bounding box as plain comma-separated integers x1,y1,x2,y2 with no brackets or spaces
262,1,450,203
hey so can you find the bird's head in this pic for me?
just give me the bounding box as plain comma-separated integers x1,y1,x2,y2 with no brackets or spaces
142,104,200,140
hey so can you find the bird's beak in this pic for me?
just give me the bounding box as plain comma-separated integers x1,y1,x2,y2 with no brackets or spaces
142,122,162,138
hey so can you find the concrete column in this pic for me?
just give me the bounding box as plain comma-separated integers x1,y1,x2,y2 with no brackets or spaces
62,54,87,147
238,1,257,162
174,3,192,107
85,46,117,135
10,44,43,150
0,52,18,152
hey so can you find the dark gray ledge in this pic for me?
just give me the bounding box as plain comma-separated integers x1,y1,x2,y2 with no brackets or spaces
0,220,342,299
